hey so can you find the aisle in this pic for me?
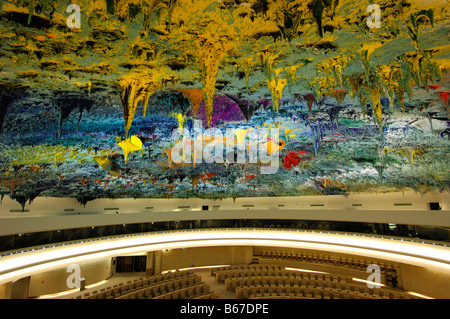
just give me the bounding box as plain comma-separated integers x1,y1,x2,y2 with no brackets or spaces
195,269,236,299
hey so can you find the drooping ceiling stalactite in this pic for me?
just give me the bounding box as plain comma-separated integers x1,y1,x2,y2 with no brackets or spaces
0,0,448,207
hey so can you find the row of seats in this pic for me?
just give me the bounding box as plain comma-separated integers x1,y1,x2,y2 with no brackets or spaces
215,267,348,283
117,275,203,299
236,285,414,299
211,264,414,300
210,264,285,276
79,270,195,299
251,295,313,299
225,276,412,299
153,283,213,299
225,275,347,291
194,292,221,299
260,250,398,273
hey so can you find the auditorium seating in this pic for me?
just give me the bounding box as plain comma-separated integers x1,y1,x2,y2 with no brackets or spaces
210,264,285,277
239,285,411,299
194,291,221,299
259,250,399,274
210,264,415,300
152,283,212,299
75,260,411,300
78,269,217,299
215,267,340,283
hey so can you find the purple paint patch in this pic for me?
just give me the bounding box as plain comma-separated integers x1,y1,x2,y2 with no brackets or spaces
193,94,247,127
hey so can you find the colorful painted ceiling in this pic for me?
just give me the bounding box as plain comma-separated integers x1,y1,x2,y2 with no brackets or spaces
0,0,449,208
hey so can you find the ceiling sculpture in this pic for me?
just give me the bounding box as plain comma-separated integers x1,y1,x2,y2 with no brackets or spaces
0,0,448,208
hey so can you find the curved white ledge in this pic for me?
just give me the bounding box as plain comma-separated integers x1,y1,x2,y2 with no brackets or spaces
0,191,448,236
0,228,449,285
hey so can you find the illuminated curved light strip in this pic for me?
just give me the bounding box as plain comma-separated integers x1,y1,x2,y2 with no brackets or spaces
0,229,449,286
36,280,108,299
